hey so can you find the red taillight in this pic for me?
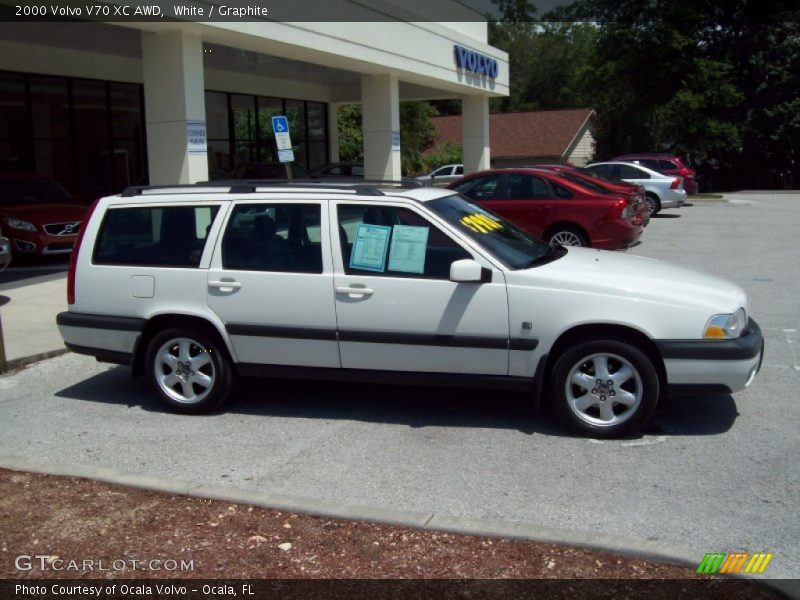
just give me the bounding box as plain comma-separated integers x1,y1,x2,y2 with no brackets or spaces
613,198,632,219
67,198,100,305
679,167,691,177
670,178,681,189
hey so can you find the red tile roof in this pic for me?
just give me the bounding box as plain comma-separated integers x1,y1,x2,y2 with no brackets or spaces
429,108,595,159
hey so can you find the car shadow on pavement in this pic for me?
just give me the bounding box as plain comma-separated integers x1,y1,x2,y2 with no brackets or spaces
652,213,681,219
648,393,738,435
55,366,739,439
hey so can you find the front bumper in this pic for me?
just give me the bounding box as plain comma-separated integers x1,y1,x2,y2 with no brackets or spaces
10,232,77,255
657,319,764,396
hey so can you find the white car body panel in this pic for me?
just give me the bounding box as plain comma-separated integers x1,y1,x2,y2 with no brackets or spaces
206,199,340,369
329,199,510,375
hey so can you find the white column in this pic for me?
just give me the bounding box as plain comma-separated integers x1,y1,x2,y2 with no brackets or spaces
328,103,340,164
462,96,490,174
361,74,401,181
141,31,208,185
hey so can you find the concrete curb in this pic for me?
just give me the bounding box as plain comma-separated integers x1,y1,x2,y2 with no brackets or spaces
686,196,727,203
0,348,69,374
1,456,796,598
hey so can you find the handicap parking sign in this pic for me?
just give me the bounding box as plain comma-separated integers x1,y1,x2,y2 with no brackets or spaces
272,115,289,133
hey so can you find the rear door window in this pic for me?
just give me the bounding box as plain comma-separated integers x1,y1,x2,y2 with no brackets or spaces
505,174,552,199
221,203,322,273
94,205,220,267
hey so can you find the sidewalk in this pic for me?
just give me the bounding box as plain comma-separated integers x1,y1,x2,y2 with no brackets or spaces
0,275,68,370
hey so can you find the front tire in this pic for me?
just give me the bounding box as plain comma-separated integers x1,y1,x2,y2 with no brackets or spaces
145,328,234,414
550,339,659,438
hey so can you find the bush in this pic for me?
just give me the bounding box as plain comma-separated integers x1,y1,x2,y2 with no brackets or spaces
421,143,463,175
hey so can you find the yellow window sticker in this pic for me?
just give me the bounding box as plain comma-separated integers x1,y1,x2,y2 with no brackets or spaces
460,213,503,234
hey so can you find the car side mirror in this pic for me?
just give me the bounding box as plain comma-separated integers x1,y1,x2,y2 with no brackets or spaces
450,259,491,283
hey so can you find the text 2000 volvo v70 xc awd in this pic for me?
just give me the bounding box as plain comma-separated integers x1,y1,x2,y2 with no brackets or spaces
56,181,763,437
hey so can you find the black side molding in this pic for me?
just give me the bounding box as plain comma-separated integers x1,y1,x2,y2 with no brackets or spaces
338,330,511,349
237,363,533,392
57,312,145,333
655,318,763,361
227,324,337,341
227,324,539,351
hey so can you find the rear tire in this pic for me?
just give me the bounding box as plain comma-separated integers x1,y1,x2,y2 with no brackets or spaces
645,193,661,215
550,338,659,438
145,328,234,414
546,226,588,247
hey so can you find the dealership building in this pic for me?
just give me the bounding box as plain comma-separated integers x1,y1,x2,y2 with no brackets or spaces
0,3,508,200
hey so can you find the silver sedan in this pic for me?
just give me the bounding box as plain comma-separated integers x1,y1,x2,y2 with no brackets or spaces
585,161,687,215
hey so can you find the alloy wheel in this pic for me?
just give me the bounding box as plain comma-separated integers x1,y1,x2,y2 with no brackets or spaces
565,352,643,427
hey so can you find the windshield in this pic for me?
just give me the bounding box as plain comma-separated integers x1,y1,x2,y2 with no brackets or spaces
427,194,565,270
0,178,73,205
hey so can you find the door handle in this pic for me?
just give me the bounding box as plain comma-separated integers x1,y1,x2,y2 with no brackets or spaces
209,280,242,290
335,286,374,296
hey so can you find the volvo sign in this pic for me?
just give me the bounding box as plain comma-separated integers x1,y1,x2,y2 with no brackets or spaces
454,45,499,79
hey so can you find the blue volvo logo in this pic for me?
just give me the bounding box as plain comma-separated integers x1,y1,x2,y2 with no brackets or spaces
454,44,499,79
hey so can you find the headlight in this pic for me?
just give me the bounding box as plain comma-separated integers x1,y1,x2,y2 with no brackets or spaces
4,218,37,232
704,308,747,339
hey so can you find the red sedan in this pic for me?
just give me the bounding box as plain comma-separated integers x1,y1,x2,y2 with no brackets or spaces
447,168,644,250
0,174,87,257
532,164,650,226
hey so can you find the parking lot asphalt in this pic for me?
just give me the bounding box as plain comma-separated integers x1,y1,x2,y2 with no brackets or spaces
0,192,798,578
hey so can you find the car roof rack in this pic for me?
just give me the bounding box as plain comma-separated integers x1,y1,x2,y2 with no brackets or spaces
119,178,423,198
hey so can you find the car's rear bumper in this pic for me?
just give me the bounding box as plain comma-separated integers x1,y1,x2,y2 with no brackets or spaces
661,189,687,208
591,219,643,250
657,319,764,396
57,311,144,364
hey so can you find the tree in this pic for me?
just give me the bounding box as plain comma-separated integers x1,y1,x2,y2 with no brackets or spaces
336,101,438,176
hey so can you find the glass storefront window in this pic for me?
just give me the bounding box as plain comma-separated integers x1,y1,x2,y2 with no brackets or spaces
73,79,109,140
206,92,328,175
285,99,307,141
31,76,70,139
110,83,143,140
308,102,326,141
257,96,282,138
205,91,229,140
308,141,327,171
207,140,232,177
0,71,146,199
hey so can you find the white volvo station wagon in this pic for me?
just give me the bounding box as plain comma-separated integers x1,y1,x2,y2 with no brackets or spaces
57,181,763,437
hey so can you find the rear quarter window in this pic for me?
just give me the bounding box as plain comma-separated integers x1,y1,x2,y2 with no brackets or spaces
93,204,220,267
658,160,679,170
